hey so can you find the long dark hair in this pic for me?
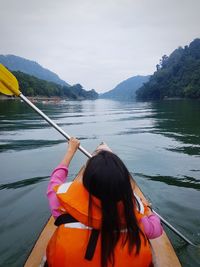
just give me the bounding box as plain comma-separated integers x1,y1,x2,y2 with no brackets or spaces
83,150,145,267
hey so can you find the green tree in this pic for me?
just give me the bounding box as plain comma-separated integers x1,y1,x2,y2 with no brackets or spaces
136,39,200,100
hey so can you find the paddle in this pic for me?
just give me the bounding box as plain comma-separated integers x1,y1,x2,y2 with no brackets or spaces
0,64,91,158
0,63,198,247
135,184,198,247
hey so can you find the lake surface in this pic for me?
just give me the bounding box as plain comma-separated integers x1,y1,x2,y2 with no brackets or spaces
0,99,200,267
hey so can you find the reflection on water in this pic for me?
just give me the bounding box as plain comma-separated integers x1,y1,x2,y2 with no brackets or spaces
0,176,49,190
0,99,200,267
166,146,200,156
0,139,65,152
0,136,97,152
151,100,200,156
135,172,200,190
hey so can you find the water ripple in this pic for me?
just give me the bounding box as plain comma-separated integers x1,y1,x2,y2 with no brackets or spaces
0,136,98,152
166,145,200,156
0,176,49,190
0,139,65,152
135,173,200,190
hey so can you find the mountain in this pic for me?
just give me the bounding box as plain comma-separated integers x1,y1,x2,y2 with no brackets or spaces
136,38,200,100
0,54,98,99
11,71,98,100
101,75,150,100
0,54,69,86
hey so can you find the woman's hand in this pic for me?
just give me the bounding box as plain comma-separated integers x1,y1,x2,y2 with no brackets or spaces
68,137,80,154
61,137,80,166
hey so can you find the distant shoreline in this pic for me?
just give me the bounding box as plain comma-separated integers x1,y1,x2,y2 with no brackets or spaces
1,95,199,102
0,95,97,102
0,95,62,100
0,95,70,103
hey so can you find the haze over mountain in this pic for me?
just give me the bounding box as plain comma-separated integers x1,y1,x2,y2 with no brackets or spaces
101,75,150,100
0,55,69,86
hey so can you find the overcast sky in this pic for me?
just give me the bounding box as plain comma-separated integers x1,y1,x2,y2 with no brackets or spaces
1,0,200,92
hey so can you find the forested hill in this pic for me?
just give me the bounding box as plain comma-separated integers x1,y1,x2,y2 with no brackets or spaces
101,75,150,100
136,38,200,100
11,71,98,100
0,55,69,86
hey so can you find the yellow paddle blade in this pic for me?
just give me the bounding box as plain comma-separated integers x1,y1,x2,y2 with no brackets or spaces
0,64,21,96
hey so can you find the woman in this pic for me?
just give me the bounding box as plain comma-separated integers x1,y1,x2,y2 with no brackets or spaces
46,138,163,267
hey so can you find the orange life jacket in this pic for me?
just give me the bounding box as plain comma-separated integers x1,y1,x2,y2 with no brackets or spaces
46,178,153,267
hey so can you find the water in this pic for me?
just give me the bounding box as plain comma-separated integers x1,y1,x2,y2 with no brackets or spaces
0,99,200,267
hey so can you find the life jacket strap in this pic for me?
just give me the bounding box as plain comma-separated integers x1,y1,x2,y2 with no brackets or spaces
84,229,100,261
54,213,77,226
55,213,100,261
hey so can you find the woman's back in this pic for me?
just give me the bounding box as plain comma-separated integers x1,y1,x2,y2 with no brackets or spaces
47,226,152,267
47,176,152,267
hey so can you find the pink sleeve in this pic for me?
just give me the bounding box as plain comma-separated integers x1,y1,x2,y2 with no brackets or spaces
141,213,163,239
47,164,68,218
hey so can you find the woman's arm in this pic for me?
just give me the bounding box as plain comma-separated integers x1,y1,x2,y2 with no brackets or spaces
141,207,163,239
132,181,163,239
47,137,80,218
60,137,80,166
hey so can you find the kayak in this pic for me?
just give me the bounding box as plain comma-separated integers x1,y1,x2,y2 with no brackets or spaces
24,218,181,267
24,216,55,267
134,183,182,267
24,167,182,267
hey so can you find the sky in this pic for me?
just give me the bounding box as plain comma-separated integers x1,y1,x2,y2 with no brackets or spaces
1,0,200,93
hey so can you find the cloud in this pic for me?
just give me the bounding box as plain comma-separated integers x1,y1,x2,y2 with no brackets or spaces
0,0,200,92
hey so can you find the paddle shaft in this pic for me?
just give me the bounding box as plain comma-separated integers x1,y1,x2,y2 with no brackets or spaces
20,93,197,247
19,94,92,158
153,210,197,246
136,183,198,247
